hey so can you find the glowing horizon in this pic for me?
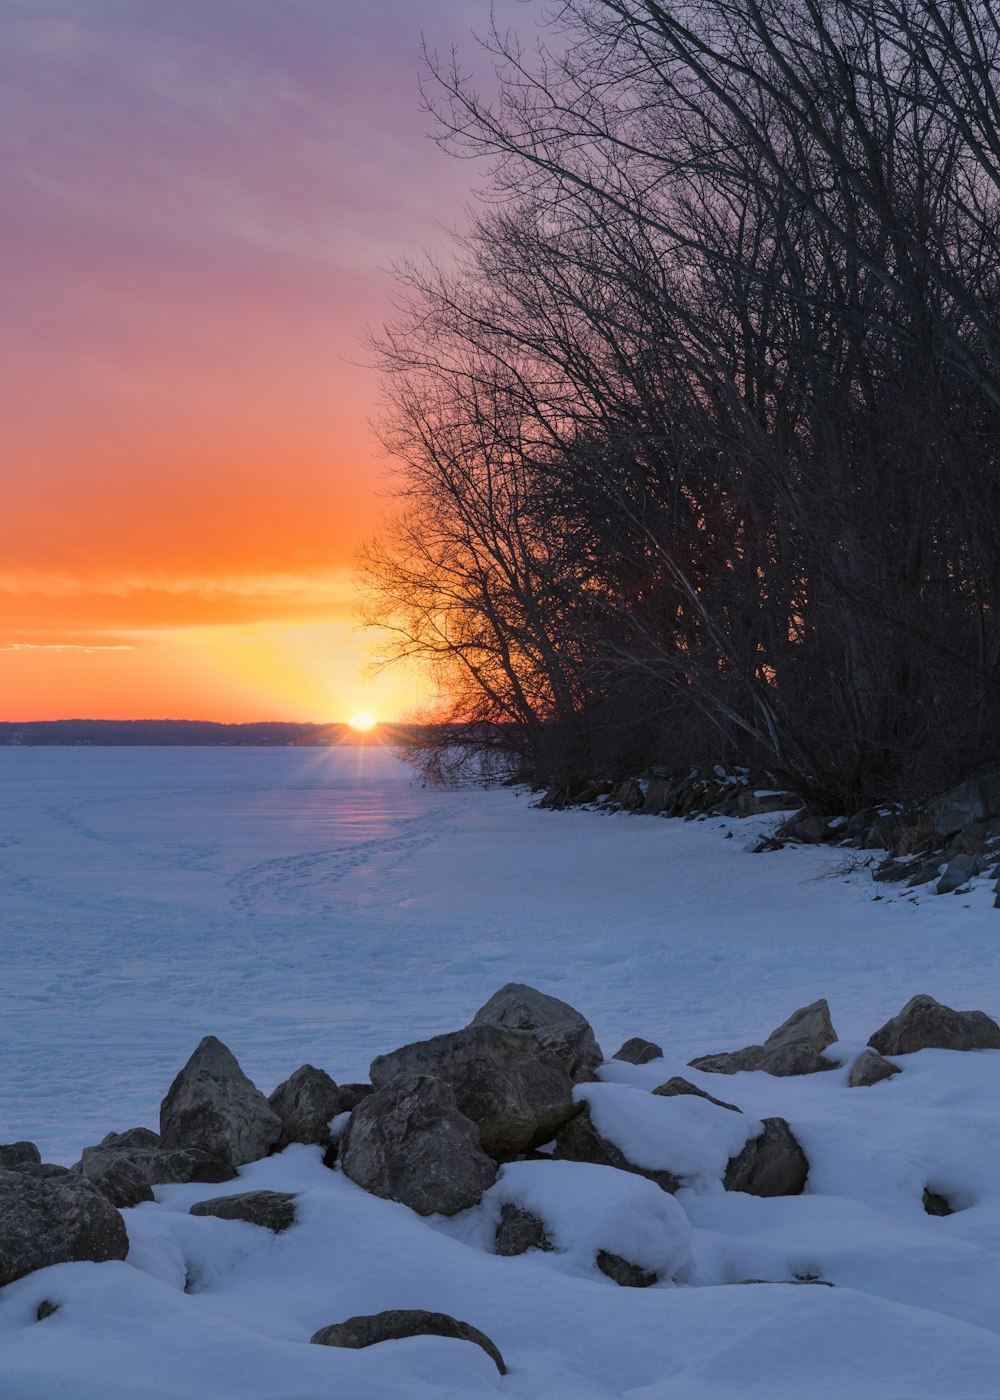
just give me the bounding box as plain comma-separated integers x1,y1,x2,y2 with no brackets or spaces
0,2,515,723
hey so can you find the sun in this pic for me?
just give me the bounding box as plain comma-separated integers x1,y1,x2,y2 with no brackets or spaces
347,711,377,732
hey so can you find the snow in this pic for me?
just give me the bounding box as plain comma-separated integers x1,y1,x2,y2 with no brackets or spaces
2,745,1000,1397
476,1158,694,1280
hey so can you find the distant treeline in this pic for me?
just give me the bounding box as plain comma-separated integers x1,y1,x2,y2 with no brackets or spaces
363,0,1000,810
0,721,409,747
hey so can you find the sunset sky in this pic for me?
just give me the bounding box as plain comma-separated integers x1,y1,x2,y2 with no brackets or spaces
1,0,517,723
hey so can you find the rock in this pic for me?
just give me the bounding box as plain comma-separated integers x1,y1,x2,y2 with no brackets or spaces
737,789,799,816
642,777,672,814
77,1153,153,1208
778,811,831,843
687,1047,764,1075
470,982,603,1082
610,778,645,810
495,1202,551,1256
370,1023,579,1157
689,999,837,1078
869,995,1000,1055
553,1103,680,1193
268,1065,346,1151
931,772,1000,840
923,1188,954,1217
311,1310,507,1376
724,1117,808,1197
935,854,981,894
36,1300,59,1320
651,1077,740,1112
189,1190,296,1232
613,1037,663,1065
848,1049,901,1087
339,1075,496,1216
336,1084,374,1111
0,1142,41,1169
0,1165,129,1287
596,1250,660,1287
159,1035,282,1167
77,1130,234,1207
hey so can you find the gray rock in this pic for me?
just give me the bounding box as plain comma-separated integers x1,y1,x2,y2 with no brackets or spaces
311,1310,507,1375
613,1038,663,1065
268,1065,346,1151
778,811,831,843
651,1077,740,1112
495,1203,552,1256
371,1024,578,1157
0,1165,129,1287
77,1153,153,1208
923,1188,954,1217
553,1103,680,1193
470,983,603,1082
0,1142,41,1169
723,1118,808,1197
339,1075,496,1216
687,1047,764,1075
848,1049,901,1087
737,789,799,816
935,854,981,895
763,999,837,1054
642,777,672,814
77,1129,235,1207
689,999,837,1078
596,1249,660,1287
97,1127,161,1151
36,1300,59,1320
610,778,645,810
869,995,1000,1055
189,1190,296,1232
931,772,1000,840
160,1035,282,1167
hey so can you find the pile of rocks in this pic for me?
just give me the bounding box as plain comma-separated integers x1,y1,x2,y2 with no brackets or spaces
4,985,999,1329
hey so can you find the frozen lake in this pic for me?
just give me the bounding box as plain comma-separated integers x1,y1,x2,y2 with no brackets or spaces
5,745,1000,1400
1,745,998,1161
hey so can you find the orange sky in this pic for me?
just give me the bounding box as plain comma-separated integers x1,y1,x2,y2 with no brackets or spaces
0,1,514,723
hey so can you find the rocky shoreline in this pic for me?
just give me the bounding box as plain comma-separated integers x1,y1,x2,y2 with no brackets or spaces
539,767,1000,903
4,983,998,1369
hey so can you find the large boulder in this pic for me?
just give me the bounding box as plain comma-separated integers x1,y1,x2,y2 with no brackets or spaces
189,1190,296,1232
0,1165,128,1287
311,1310,507,1376
370,1024,579,1157
724,1118,808,1197
553,1103,680,1193
931,772,1000,840
689,999,837,1077
869,995,1000,1055
76,1128,234,1207
339,1075,497,1216
159,1036,282,1167
268,1065,348,1152
469,983,603,1081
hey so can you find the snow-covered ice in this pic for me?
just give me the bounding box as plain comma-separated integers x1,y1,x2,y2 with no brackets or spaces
2,745,1000,1398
